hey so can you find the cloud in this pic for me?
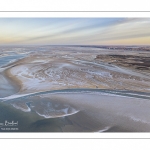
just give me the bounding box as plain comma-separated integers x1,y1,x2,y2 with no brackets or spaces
0,18,150,45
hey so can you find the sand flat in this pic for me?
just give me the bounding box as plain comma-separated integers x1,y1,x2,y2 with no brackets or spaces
0,46,150,132
3,49,150,96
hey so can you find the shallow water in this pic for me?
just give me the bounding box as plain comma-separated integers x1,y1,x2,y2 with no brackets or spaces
0,53,25,98
2,90,150,132
0,54,25,67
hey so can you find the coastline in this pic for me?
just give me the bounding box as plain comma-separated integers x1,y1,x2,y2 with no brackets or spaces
3,69,21,92
0,45,150,132
0,70,21,98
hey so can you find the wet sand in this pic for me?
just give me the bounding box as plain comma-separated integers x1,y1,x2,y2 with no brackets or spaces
0,102,67,132
2,91,150,132
0,72,20,98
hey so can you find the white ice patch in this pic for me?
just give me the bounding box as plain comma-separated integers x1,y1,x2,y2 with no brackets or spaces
97,126,111,132
128,116,150,125
35,109,79,118
31,60,49,63
11,103,31,112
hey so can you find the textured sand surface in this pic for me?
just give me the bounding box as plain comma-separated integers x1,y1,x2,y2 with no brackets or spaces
3,47,150,97
0,46,150,132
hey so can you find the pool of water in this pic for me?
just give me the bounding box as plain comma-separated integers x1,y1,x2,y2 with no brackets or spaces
0,54,25,98
0,54,25,67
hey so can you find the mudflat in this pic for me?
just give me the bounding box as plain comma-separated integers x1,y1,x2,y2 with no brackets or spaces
0,45,150,132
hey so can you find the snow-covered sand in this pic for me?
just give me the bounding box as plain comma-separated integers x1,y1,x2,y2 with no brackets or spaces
4,53,150,96
1,46,150,132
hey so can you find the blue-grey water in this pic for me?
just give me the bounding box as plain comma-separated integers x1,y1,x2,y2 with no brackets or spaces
0,54,25,67
0,54,25,98
3,88,150,102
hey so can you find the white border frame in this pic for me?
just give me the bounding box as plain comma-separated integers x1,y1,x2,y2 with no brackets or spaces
0,11,150,139
0,12,150,18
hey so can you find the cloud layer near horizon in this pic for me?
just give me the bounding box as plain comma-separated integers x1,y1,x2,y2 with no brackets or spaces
0,18,150,45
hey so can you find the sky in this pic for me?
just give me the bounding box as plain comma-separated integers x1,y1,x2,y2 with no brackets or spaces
0,18,150,45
